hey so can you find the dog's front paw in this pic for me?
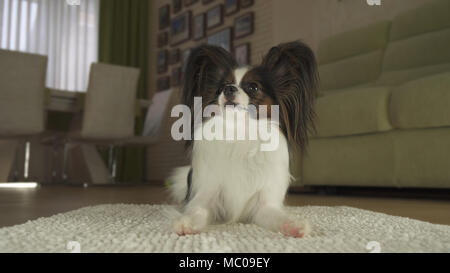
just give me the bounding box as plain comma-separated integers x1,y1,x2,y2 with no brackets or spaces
280,219,311,238
173,216,200,236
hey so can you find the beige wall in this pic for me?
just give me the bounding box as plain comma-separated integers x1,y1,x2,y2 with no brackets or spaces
145,0,434,182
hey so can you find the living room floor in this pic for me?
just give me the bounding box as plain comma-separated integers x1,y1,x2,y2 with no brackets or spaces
0,185,449,228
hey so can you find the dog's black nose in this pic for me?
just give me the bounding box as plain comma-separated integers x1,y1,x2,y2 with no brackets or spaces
223,85,238,98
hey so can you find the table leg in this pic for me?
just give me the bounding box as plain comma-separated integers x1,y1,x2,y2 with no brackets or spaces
0,140,18,182
65,143,112,185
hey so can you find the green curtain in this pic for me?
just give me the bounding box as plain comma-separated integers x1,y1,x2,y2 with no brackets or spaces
98,0,149,183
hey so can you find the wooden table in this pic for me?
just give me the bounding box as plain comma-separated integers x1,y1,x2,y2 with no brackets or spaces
0,89,152,184
47,89,152,113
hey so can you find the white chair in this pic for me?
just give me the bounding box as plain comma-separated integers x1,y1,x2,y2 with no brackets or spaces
61,63,140,184
0,49,48,182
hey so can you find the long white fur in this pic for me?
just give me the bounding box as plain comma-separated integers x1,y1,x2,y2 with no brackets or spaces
168,68,311,237
168,166,191,204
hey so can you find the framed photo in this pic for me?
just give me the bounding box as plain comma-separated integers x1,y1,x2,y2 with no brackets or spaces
234,43,250,66
173,0,182,13
225,0,239,16
234,12,254,39
159,4,170,30
184,0,199,6
157,76,171,92
207,27,232,52
170,11,192,46
193,13,206,40
240,0,254,8
157,32,168,48
202,0,215,4
171,66,183,87
157,50,168,74
169,49,181,65
206,5,223,30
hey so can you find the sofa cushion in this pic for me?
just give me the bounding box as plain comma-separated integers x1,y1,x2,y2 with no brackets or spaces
317,21,390,91
389,0,450,42
376,63,450,86
378,0,450,86
318,21,391,65
319,50,385,91
381,28,450,76
302,132,396,187
314,87,392,138
390,72,450,129
393,128,450,188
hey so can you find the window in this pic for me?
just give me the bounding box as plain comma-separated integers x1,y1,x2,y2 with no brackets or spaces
0,0,99,92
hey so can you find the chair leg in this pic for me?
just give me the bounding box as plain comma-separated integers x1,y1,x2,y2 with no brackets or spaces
13,142,21,181
0,140,19,182
112,147,117,183
23,141,31,181
108,145,117,183
51,142,58,183
62,142,69,183
64,144,111,185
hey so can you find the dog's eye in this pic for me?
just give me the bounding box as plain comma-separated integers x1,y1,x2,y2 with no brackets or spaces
247,83,259,93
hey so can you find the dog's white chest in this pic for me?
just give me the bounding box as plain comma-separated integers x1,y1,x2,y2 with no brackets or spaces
192,138,289,222
190,115,291,222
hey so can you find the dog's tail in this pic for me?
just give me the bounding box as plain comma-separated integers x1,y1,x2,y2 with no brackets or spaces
166,166,192,205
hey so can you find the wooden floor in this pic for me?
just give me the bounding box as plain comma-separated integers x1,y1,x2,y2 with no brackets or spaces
0,185,449,228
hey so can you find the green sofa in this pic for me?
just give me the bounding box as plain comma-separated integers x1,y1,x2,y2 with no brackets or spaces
295,0,450,189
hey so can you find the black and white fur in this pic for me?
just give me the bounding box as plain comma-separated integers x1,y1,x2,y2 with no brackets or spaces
169,42,319,237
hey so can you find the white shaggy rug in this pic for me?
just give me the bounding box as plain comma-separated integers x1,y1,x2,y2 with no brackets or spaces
0,204,449,253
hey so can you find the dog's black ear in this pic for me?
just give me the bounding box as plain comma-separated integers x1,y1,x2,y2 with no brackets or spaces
182,45,236,109
181,45,236,149
262,41,319,153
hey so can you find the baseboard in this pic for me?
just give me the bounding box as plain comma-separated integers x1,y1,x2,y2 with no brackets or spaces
289,185,450,200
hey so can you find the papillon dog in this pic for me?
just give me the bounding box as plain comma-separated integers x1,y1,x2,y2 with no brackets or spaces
168,41,319,237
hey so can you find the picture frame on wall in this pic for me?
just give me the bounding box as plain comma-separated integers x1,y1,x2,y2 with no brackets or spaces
169,49,181,65
170,11,192,46
193,13,206,40
157,76,171,92
234,43,250,66
234,12,254,39
240,0,254,8
173,0,182,14
184,0,199,7
207,27,232,52
225,0,239,16
206,5,223,30
157,50,168,74
159,4,170,30
171,66,183,87
157,32,168,48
